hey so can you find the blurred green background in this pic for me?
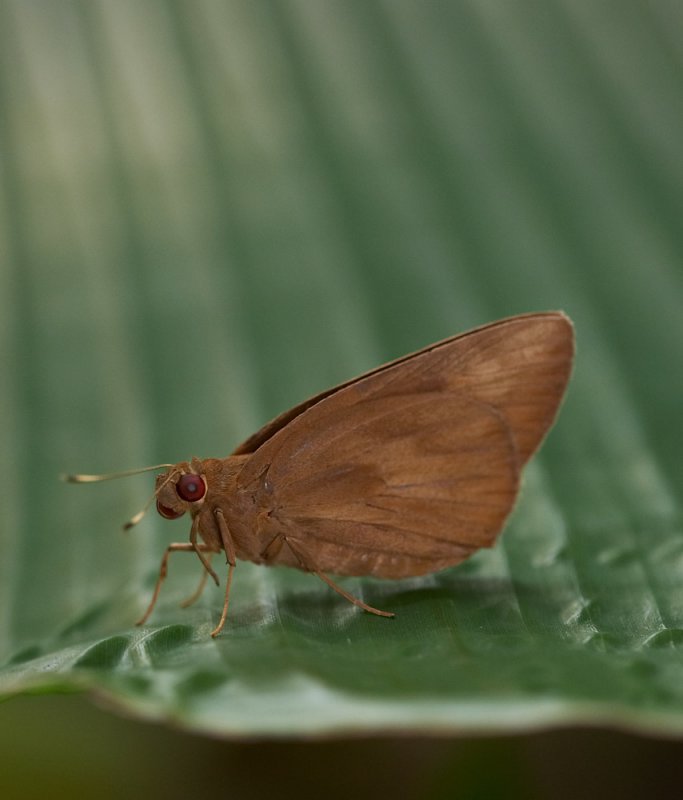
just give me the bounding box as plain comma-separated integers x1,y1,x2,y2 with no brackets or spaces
2,0,683,797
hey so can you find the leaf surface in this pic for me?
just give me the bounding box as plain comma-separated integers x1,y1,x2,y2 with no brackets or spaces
1,0,682,738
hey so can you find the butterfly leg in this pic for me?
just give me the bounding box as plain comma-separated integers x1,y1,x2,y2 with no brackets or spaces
260,530,284,562
190,515,220,586
282,536,395,618
180,553,214,608
136,542,214,626
210,508,238,637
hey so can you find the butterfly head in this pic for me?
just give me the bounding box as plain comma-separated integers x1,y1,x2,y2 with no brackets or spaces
154,459,208,521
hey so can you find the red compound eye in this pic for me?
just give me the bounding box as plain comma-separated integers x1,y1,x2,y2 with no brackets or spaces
156,500,185,520
176,473,206,502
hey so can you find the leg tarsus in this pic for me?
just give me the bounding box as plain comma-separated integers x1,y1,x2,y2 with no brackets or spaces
210,562,235,638
283,536,395,618
313,569,395,618
180,554,213,608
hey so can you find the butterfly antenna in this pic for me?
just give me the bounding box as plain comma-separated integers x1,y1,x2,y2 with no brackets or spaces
122,470,179,531
60,464,174,483
61,463,178,531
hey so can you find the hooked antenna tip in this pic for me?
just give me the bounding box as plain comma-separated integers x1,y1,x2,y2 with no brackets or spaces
60,472,90,483
123,512,144,531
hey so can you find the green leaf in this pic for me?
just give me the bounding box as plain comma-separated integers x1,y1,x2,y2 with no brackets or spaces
1,0,683,739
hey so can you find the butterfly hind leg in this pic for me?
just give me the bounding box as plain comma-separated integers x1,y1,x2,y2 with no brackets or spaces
274,535,395,618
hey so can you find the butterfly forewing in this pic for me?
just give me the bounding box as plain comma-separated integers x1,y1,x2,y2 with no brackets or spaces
232,312,573,465
235,313,574,579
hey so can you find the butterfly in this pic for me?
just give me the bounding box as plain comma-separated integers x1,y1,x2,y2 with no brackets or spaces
66,311,574,636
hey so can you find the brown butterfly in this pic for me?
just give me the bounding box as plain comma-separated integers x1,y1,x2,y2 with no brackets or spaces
66,311,574,636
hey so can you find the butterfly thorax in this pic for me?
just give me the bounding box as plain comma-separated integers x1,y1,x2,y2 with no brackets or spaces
192,455,257,559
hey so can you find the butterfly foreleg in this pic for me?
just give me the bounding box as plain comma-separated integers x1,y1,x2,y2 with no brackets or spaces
136,542,214,626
